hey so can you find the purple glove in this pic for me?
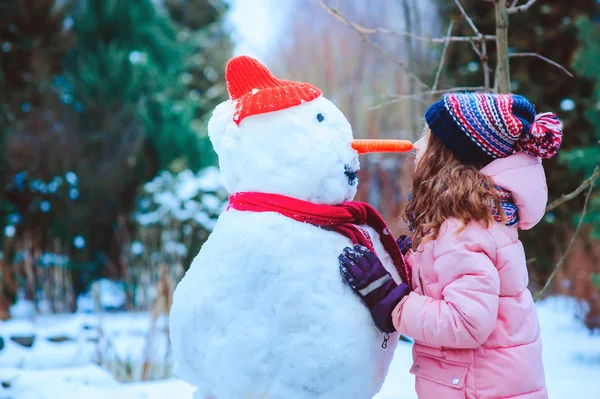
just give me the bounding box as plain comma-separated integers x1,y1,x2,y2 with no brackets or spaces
339,244,410,333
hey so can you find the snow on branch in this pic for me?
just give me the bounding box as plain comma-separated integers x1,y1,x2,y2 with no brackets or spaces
507,0,539,14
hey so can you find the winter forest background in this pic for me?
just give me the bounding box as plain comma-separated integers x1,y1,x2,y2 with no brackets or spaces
0,0,599,398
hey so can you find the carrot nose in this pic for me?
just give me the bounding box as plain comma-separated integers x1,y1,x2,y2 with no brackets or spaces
351,139,413,154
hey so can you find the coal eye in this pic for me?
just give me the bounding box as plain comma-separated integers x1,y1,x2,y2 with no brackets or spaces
317,113,325,123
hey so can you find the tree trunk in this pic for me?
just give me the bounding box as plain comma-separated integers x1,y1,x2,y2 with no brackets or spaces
494,0,511,93
0,259,17,320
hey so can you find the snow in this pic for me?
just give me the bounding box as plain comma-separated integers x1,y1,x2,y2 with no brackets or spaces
0,312,170,371
0,297,597,398
0,365,195,399
135,167,227,232
94,279,127,310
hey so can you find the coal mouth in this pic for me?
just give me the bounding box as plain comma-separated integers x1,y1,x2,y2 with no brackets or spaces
344,165,358,186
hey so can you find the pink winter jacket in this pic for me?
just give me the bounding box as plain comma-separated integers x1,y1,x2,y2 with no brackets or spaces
392,153,548,399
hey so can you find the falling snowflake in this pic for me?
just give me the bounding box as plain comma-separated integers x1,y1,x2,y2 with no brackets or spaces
467,61,479,72
131,241,145,255
73,236,86,249
65,171,78,185
69,188,79,200
4,225,16,238
560,98,575,112
40,201,51,213
129,51,148,65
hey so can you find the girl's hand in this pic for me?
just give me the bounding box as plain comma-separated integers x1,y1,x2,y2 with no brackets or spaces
339,244,410,333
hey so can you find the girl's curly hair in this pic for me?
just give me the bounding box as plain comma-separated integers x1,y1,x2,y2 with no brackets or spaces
403,127,505,244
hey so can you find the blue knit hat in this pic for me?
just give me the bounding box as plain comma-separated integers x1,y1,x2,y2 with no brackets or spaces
424,93,563,166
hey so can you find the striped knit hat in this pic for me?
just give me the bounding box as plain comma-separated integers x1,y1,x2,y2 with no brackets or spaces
425,93,563,166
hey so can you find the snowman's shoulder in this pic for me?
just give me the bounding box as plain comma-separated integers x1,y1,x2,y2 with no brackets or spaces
203,210,351,257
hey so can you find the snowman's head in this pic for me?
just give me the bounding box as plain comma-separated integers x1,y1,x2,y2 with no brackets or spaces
208,56,359,205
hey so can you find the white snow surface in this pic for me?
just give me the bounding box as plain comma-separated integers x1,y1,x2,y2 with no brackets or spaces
0,297,598,398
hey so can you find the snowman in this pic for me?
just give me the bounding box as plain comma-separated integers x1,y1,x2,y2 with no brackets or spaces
169,55,412,399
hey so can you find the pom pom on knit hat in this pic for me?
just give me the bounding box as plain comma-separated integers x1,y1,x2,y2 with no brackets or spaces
515,112,563,159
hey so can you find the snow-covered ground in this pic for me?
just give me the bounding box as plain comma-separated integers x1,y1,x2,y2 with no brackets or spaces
0,297,598,398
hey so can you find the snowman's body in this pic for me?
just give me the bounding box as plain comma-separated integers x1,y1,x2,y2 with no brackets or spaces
171,212,401,399
170,57,403,399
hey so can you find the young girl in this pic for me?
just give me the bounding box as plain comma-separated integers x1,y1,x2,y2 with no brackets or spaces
339,93,563,399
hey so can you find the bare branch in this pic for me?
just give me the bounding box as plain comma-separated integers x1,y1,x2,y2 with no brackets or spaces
369,86,486,110
468,38,482,58
510,0,520,7
372,29,495,43
508,0,539,14
432,22,455,92
510,52,575,78
534,178,596,302
453,0,481,35
482,39,492,91
316,0,429,90
546,166,600,212
313,3,495,43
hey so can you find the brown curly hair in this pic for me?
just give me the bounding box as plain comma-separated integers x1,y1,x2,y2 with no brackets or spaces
403,127,505,244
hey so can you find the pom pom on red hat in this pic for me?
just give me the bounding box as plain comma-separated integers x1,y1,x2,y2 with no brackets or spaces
515,112,563,159
225,56,322,125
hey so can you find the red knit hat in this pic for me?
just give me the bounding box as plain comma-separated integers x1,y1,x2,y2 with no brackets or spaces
225,56,323,125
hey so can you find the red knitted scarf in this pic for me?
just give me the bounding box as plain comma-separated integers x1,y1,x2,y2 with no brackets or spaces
227,192,411,288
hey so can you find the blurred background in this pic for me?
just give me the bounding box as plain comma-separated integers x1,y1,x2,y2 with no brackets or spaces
0,0,598,398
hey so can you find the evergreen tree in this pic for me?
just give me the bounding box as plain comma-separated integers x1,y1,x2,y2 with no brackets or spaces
0,0,233,316
564,16,600,238
69,0,198,172
0,0,76,317
62,0,226,286
163,0,232,170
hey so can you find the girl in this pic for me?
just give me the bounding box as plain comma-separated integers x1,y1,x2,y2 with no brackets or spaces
339,93,563,399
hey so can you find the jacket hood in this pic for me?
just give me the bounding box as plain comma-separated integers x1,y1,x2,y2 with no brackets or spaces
481,152,548,230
